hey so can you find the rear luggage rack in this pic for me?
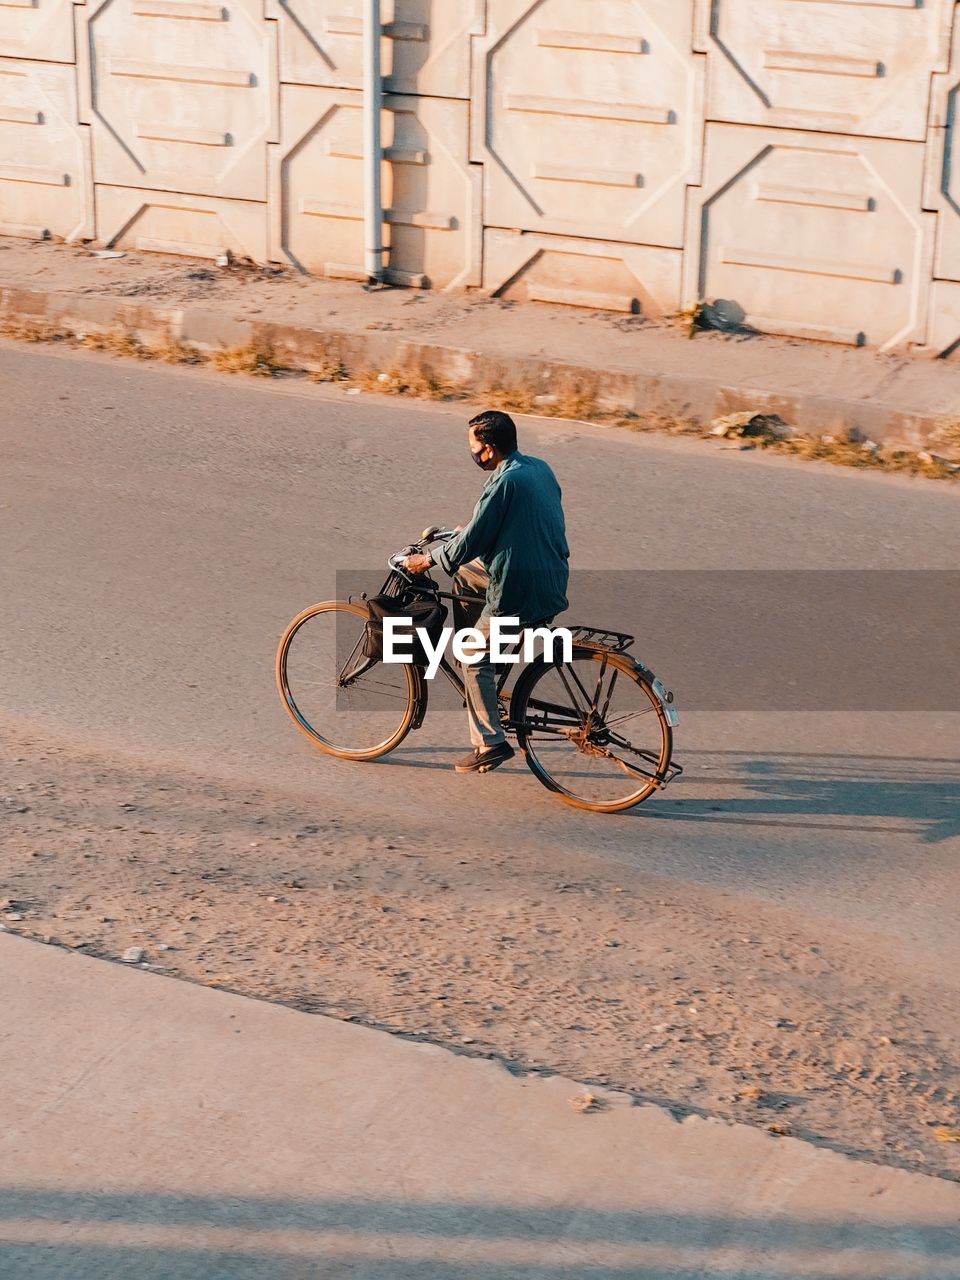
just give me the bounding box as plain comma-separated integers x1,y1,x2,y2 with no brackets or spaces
568,625,635,652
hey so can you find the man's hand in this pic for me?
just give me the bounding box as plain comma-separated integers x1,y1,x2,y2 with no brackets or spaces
402,553,433,575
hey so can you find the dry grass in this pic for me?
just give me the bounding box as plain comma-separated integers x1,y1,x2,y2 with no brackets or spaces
758,434,958,479
81,328,148,359
672,303,704,339
536,381,601,422
209,343,283,377
152,334,204,365
355,364,461,400
474,370,602,421
476,382,539,414
308,356,350,384
616,410,711,438
0,317,68,343
399,366,461,401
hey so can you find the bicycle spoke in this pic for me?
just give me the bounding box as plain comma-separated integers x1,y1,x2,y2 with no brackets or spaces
586,654,608,721
555,665,590,722
604,706,656,728
566,662,599,715
340,679,409,700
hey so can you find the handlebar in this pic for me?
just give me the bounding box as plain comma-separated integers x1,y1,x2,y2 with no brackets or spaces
387,525,458,579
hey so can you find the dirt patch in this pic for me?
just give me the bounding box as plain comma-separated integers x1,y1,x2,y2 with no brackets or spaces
2,715,958,1181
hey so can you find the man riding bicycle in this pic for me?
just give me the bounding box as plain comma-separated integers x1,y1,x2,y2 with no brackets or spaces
402,410,570,775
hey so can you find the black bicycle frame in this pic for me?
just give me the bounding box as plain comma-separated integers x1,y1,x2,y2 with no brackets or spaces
374,569,517,704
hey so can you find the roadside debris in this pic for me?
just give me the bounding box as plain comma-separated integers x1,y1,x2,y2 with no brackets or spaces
766,1122,792,1137
698,299,748,334
737,1085,765,1103
570,1090,600,1114
710,412,795,442
918,450,960,472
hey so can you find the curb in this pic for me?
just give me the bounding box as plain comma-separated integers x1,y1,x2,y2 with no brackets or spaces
0,283,949,450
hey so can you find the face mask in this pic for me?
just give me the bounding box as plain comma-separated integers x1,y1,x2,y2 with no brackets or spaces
471,447,495,471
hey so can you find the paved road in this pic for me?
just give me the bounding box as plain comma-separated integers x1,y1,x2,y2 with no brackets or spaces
2,341,959,965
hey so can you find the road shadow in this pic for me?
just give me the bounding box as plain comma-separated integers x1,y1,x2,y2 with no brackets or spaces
0,1189,957,1278
381,747,960,843
647,752,960,844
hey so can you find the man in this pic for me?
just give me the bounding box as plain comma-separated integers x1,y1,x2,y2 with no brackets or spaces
402,410,569,774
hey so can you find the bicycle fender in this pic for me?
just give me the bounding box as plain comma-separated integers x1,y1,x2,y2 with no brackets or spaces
409,667,429,731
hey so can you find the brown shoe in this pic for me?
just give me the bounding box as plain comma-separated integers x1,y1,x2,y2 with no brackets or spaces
454,742,516,774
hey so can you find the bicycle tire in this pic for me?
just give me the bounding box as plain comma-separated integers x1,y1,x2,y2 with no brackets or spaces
276,600,421,761
513,650,672,813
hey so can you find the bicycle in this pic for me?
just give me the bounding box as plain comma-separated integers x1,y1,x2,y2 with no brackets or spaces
276,526,683,813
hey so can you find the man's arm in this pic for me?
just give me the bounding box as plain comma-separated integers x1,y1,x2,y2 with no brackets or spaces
433,476,512,575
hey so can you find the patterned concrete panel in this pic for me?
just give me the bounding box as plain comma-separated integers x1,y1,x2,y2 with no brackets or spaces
384,0,482,98
384,94,481,287
473,0,704,249
482,227,682,317
0,0,77,65
268,0,481,97
685,124,934,351
268,0,365,90
924,6,960,282
78,0,277,200
695,0,953,142
269,86,365,278
270,86,481,288
0,57,92,240
924,279,960,357
96,183,268,258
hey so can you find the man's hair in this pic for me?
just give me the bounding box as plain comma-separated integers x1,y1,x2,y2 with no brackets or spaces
469,409,518,455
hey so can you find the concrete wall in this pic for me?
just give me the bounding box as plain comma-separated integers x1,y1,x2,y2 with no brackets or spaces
3,0,960,352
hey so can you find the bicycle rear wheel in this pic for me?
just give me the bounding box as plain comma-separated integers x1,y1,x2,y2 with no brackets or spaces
276,601,420,761
513,650,672,813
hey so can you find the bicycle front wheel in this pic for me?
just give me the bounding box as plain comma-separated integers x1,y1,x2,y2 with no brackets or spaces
514,651,672,813
276,600,420,761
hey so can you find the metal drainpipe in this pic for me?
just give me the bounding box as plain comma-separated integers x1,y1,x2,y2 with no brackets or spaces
362,0,384,283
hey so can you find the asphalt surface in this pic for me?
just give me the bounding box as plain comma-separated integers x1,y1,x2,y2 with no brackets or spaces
2,341,959,967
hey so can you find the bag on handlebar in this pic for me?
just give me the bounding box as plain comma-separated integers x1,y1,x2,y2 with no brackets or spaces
362,594,448,667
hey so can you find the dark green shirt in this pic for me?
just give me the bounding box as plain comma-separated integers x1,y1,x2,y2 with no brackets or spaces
435,451,569,623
